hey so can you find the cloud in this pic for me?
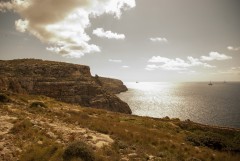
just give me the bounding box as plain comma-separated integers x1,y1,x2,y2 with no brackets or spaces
15,19,28,32
146,56,215,71
145,64,161,71
93,28,125,40
1,0,135,58
227,46,240,51
150,37,168,43
109,59,122,63
122,65,129,68
0,1,13,12
148,56,170,63
201,52,232,61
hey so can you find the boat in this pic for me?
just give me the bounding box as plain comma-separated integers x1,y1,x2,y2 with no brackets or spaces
208,81,213,86
136,81,139,83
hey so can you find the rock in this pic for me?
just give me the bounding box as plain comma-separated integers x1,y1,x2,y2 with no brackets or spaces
37,141,43,145
120,157,129,161
128,153,138,157
47,131,57,139
90,94,131,114
0,59,131,114
147,155,154,160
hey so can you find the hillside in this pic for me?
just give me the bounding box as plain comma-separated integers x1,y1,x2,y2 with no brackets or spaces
0,91,240,161
0,59,131,114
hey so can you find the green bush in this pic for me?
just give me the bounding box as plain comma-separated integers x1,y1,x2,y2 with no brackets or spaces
63,141,95,161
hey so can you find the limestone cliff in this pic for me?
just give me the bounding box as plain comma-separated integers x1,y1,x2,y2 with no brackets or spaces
94,75,128,94
0,59,131,114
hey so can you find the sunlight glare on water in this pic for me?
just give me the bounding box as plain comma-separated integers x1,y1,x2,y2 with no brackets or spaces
118,82,240,128
118,82,183,118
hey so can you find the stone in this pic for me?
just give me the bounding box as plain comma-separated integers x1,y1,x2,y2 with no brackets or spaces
47,131,57,139
128,153,138,157
37,141,43,145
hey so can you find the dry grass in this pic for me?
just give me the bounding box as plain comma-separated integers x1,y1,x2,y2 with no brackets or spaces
1,92,240,161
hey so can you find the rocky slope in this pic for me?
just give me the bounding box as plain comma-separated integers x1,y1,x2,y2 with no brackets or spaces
0,92,239,161
0,59,131,114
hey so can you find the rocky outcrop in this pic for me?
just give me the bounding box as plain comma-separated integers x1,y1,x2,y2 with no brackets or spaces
94,76,128,94
0,59,131,114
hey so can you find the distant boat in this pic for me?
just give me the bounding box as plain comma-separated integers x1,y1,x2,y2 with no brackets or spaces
136,81,139,83
208,81,213,86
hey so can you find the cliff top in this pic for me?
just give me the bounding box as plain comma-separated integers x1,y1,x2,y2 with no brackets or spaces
0,59,91,78
0,59,89,67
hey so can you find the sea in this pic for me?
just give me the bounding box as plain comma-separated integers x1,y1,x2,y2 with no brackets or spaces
117,82,240,128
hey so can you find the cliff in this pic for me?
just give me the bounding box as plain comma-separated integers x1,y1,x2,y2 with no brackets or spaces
0,59,131,114
95,76,128,94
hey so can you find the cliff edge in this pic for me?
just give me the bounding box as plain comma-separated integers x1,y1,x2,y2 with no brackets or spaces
0,59,131,114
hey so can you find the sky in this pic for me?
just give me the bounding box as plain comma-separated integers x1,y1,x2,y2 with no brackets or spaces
0,0,240,82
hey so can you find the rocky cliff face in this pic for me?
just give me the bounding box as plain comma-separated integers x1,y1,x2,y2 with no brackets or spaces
95,76,128,94
0,59,131,114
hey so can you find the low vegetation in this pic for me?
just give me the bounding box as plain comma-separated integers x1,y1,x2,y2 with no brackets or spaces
0,93,11,103
29,101,48,108
0,91,240,161
63,141,95,161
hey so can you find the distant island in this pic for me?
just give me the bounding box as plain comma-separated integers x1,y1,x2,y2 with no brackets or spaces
0,59,240,161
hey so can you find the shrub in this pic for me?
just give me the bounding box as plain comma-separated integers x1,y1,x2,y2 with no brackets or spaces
29,101,48,109
11,119,33,134
63,141,95,161
0,93,11,103
186,132,225,150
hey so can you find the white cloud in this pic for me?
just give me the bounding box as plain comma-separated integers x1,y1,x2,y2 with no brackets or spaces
90,0,136,19
15,19,28,32
1,0,135,58
187,56,215,68
109,59,122,63
146,56,215,71
145,64,160,71
201,52,232,61
148,56,170,63
93,28,125,40
150,37,168,43
227,46,240,51
46,43,101,58
122,65,129,68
